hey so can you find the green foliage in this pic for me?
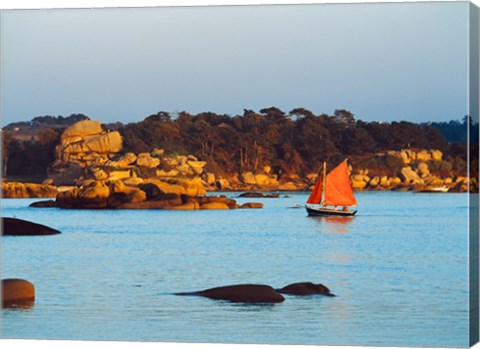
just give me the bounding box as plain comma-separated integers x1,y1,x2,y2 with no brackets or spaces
38,129,60,145
5,114,90,130
6,139,56,177
1,130,14,176
428,117,479,144
117,108,454,178
4,108,464,179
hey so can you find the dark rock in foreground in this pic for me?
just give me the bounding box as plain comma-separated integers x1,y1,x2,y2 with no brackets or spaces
277,282,335,297
175,281,336,303
175,284,285,303
2,278,35,308
2,217,61,236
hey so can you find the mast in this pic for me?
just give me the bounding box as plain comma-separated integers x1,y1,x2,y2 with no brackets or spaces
320,162,327,207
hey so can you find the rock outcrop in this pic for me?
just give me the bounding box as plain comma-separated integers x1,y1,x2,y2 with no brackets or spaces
399,166,424,185
136,152,160,168
54,179,260,210
49,120,123,185
345,149,466,191
1,182,57,198
213,148,474,192
2,279,35,307
199,202,230,210
387,149,444,164
10,120,474,195
45,120,211,196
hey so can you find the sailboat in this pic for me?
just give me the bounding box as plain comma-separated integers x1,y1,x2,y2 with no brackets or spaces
305,160,358,216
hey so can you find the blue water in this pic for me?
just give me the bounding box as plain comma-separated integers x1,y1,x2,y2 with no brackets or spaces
0,192,471,347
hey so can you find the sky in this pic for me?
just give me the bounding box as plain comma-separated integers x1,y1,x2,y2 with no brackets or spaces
0,1,472,125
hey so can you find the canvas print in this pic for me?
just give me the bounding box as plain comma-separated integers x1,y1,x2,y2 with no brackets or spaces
1,1,479,348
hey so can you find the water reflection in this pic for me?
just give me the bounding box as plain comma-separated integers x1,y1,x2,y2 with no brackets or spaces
310,216,354,233
231,302,278,311
2,300,35,310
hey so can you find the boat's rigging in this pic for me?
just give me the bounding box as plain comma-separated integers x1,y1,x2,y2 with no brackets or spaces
305,159,358,217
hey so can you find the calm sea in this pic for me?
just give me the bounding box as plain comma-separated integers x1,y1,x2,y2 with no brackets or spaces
0,192,472,347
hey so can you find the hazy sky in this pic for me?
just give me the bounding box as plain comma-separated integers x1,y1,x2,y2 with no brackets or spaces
0,2,471,125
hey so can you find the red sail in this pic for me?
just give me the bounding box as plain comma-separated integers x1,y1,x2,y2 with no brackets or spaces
323,160,357,206
306,160,357,207
306,174,323,204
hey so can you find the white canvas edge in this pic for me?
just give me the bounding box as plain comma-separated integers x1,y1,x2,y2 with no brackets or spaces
0,1,478,349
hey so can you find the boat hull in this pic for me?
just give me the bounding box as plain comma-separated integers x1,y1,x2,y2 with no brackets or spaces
415,186,450,193
306,206,357,217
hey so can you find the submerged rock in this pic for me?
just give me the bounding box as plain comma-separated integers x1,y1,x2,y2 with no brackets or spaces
277,282,335,297
239,192,279,198
175,284,285,303
29,200,57,208
2,217,61,236
175,282,335,304
240,202,264,209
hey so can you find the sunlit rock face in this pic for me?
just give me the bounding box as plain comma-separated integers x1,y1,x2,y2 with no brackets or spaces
49,120,123,186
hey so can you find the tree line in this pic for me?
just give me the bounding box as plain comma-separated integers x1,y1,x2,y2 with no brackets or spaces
118,108,460,177
2,108,474,179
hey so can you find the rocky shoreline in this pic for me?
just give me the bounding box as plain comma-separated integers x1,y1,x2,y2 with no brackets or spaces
1,119,476,200
1,174,473,201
